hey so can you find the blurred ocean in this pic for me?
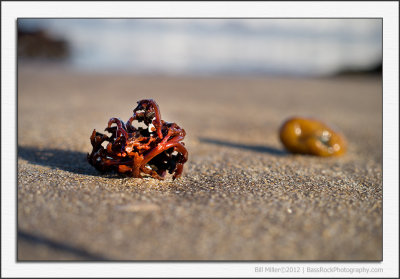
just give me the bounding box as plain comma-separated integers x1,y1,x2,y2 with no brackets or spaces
18,19,382,77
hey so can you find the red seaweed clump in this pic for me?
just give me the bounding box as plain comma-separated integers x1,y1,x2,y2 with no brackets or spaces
87,99,188,180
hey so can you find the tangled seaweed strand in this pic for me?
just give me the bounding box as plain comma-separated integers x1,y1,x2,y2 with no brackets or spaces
279,117,347,157
87,99,188,180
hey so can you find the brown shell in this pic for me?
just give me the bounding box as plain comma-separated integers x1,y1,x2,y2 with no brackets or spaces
279,117,347,157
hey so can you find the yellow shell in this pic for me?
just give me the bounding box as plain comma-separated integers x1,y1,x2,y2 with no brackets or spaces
279,117,347,157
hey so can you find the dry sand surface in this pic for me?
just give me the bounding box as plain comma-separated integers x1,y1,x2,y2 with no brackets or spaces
17,64,382,260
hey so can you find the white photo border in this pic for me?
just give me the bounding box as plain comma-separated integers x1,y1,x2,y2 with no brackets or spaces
2,1,398,278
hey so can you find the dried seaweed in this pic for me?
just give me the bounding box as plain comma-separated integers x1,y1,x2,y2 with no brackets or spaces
87,99,188,179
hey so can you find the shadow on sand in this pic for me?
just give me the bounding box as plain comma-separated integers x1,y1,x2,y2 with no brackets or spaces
17,146,118,177
198,137,287,156
18,230,109,261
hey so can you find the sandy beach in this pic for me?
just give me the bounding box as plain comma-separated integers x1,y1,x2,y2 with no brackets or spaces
17,64,382,260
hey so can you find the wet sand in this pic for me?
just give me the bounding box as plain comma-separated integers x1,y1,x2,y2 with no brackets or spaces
17,64,382,260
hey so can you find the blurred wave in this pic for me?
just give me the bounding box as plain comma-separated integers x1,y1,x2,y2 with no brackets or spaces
17,19,382,77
